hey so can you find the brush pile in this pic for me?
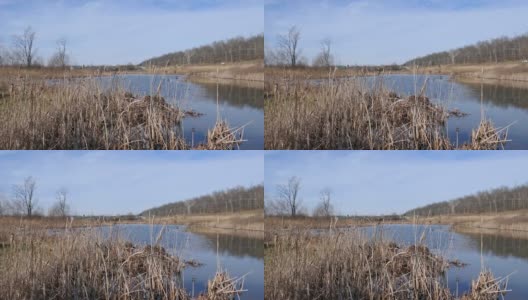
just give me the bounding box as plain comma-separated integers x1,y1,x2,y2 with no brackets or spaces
461,270,510,300
197,272,246,300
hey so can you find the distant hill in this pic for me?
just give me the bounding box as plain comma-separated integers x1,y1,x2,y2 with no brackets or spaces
140,34,264,67
404,184,528,217
405,33,528,66
141,185,263,217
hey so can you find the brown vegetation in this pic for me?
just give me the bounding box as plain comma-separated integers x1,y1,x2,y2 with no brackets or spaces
265,73,508,150
157,210,264,234
0,219,244,300
0,73,243,150
410,62,528,83
414,209,528,234
151,60,264,82
265,226,508,299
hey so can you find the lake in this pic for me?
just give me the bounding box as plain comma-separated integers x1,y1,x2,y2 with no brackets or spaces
361,224,528,299
96,224,264,300
97,74,264,149
361,74,528,149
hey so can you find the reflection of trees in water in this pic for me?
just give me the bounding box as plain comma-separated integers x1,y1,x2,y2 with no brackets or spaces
460,231,528,260
195,232,264,259
461,82,528,110
197,82,263,110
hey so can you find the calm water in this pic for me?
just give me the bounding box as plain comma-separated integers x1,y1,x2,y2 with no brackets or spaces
97,224,264,300
362,224,528,299
362,75,528,149
97,74,263,149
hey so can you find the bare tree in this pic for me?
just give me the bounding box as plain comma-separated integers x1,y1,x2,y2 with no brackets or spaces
276,176,302,217
13,26,37,67
313,188,334,217
183,200,195,215
313,38,334,68
49,188,70,217
48,38,69,68
277,26,301,67
13,176,38,217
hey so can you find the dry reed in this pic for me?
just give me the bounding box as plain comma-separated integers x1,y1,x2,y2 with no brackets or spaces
0,75,243,150
0,220,245,300
265,75,508,150
265,226,508,300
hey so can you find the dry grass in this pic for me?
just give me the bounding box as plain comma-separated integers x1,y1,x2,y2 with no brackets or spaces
414,62,528,82
150,61,264,82
157,210,264,234
265,74,508,150
414,210,528,234
265,226,508,300
0,219,245,300
0,74,244,150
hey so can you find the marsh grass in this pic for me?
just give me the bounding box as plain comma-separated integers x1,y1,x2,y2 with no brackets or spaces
0,75,243,150
265,225,508,300
0,219,245,300
265,74,508,150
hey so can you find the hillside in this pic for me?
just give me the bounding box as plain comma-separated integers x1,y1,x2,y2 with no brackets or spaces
405,33,528,66
140,34,264,67
141,185,263,217
405,184,528,217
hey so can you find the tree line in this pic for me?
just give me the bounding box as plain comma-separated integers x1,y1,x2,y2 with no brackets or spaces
0,26,70,68
140,184,264,217
404,184,528,217
0,176,70,217
405,33,528,66
265,176,336,218
140,34,264,67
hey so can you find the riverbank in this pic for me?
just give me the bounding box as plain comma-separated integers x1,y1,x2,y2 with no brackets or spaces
409,61,528,83
148,60,264,82
154,210,264,234
412,210,528,234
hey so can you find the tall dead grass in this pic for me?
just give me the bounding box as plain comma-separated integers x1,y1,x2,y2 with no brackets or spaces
0,221,245,300
0,76,243,150
265,76,507,150
265,227,508,299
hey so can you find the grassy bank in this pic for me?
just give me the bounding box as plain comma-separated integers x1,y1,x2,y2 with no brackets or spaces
0,219,245,300
154,210,264,235
411,61,528,83
265,73,508,150
265,215,407,231
0,72,244,150
413,210,528,234
148,61,264,82
265,226,507,299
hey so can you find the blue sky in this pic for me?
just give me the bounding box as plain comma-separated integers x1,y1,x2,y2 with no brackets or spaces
0,151,263,215
265,0,528,65
265,151,528,215
0,0,263,65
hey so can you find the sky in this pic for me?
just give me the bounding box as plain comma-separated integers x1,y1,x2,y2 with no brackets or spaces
265,0,528,65
0,151,263,215
0,0,263,65
265,151,528,216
